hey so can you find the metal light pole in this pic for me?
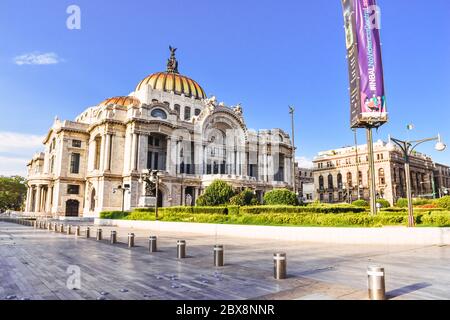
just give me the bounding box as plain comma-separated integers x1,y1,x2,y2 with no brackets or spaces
366,127,378,216
139,169,162,220
353,128,361,200
113,184,130,213
289,106,297,195
387,134,446,227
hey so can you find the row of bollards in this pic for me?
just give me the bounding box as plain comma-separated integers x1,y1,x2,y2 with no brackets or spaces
3,217,387,299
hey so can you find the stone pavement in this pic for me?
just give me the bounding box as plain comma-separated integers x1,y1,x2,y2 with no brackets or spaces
1,220,449,300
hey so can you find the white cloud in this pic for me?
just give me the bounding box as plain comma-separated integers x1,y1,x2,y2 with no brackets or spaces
296,156,313,169
0,132,44,177
13,52,63,65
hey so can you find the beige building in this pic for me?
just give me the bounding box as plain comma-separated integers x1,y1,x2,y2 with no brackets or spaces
25,49,294,218
313,139,450,205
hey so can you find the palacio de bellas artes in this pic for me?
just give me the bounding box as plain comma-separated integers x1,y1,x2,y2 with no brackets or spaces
1,0,450,310
25,48,295,218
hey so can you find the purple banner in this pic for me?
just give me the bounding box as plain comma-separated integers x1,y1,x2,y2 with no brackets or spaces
355,0,386,120
342,0,387,128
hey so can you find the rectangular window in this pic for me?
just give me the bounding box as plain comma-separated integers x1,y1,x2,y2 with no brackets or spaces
148,136,154,146
154,152,159,170
72,140,82,147
70,153,80,174
67,185,80,194
184,107,191,120
147,151,153,169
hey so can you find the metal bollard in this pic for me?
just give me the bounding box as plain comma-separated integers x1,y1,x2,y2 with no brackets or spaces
128,233,135,248
273,253,287,280
214,245,224,267
85,227,90,238
59,224,64,233
75,226,80,236
53,223,58,232
47,222,51,230
367,266,386,300
177,240,186,259
110,231,117,244
96,229,102,241
67,225,71,235
148,236,157,252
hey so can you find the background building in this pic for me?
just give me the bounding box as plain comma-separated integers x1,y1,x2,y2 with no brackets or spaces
313,139,450,205
25,49,295,217
295,166,314,203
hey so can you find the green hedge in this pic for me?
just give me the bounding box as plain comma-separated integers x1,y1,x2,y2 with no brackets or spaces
420,212,450,226
100,211,130,219
239,205,365,214
435,196,450,209
100,209,450,227
352,200,369,207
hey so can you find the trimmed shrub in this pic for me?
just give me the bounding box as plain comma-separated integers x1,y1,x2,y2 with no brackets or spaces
376,199,391,208
413,199,433,206
263,189,298,206
229,189,257,206
420,212,450,226
99,211,129,219
435,196,450,209
396,198,408,208
195,180,235,206
352,199,369,207
239,205,365,214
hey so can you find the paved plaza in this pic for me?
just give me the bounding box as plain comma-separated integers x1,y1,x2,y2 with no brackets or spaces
0,220,449,300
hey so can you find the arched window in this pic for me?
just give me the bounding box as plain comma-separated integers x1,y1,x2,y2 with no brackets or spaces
358,171,363,186
337,173,343,189
347,172,353,187
378,168,385,185
328,174,334,189
194,108,201,116
151,108,167,119
319,175,324,190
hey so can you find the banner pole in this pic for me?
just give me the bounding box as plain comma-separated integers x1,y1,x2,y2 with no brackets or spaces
366,126,377,215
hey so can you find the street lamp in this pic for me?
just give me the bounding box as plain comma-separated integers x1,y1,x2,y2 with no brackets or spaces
113,184,130,213
289,106,297,195
387,134,446,227
139,169,162,220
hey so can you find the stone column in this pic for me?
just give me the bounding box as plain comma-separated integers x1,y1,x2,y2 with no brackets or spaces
45,186,52,213
131,133,138,171
166,137,172,174
35,185,42,212
104,134,111,171
25,187,31,212
99,134,106,171
203,145,207,174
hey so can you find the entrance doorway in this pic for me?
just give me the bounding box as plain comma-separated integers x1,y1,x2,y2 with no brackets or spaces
65,200,79,216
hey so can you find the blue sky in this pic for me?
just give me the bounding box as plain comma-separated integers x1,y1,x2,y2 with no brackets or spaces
0,0,449,175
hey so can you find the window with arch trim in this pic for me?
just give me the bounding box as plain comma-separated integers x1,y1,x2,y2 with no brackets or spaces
151,108,167,119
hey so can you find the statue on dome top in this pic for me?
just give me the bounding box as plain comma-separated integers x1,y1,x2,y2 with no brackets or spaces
166,46,179,73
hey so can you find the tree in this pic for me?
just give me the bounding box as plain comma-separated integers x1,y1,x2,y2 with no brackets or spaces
196,180,235,206
263,188,299,206
230,188,258,206
0,176,27,212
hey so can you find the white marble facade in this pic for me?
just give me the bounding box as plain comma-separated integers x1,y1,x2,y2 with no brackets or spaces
25,50,294,217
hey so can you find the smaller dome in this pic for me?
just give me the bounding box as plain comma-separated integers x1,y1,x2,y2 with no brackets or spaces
98,96,140,107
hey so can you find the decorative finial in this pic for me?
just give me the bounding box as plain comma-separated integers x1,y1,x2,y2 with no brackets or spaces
166,46,179,73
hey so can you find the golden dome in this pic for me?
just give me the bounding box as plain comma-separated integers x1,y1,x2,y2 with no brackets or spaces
135,46,206,100
135,72,206,100
99,96,140,107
